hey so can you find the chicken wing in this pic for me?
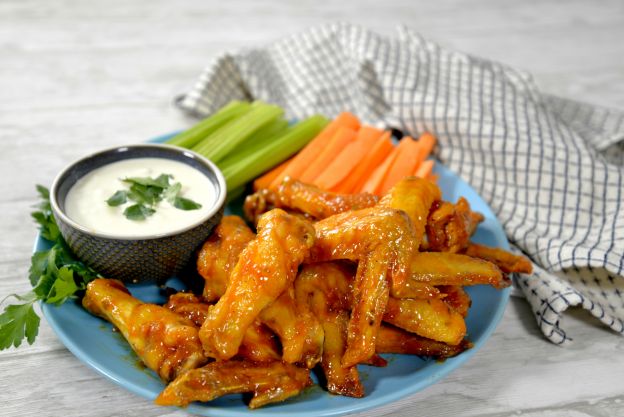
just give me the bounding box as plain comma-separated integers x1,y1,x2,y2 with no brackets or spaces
383,297,467,345
379,176,442,245
155,360,312,409
196,214,322,366
295,262,364,397
244,178,379,224
199,209,315,360
376,325,471,359
258,286,324,368
409,252,510,288
83,279,206,382
463,243,533,274
309,206,419,367
425,198,484,253
163,292,281,363
197,215,255,302
438,285,471,318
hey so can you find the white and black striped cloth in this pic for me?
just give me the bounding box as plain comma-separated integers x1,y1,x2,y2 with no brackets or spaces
176,23,624,345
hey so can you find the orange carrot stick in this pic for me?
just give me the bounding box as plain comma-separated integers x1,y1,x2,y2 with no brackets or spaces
414,159,434,179
379,137,421,194
299,126,357,183
412,132,437,172
253,157,292,191
336,131,394,194
427,173,439,183
360,146,401,195
269,112,360,188
314,126,384,190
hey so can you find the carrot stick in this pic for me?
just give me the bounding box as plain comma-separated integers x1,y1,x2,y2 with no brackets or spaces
414,159,435,179
269,112,360,188
253,157,292,191
427,173,439,183
379,137,421,194
360,146,401,195
412,132,437,172
314,126,384,190
298,126,357,183
335,131,394,193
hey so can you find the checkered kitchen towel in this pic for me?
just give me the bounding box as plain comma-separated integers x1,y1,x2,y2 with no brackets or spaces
176,23,624,345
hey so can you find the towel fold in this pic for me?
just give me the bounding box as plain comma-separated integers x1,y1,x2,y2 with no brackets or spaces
176,22,624,344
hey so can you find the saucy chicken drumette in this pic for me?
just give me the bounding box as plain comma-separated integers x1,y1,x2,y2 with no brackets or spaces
82,279,207,382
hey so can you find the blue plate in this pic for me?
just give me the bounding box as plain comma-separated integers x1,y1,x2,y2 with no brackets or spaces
40,133,510,416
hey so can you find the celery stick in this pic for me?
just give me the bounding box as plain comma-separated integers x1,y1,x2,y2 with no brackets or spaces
192,102,284,163
166,101,251,149
219,118,289,168
222,115,328,191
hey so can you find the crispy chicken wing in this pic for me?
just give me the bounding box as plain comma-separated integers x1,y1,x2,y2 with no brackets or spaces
379,176,442,245
309,206,419,367
199,209,315,360
196,215,322,366
295,262,364,397
376,325,471,359
383,297,467,345
197,216,255,302
438,285,471,318
83,279,207,382
155,360,312,409
425,198,484,253
244,178,379,224
463,243,533,274
258,287,324,368
163,292,281,363
409,252,510,288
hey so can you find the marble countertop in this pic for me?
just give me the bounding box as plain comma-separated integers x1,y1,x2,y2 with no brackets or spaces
1,0,623,416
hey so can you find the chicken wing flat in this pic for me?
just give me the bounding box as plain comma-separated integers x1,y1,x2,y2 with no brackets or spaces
244,178,379,224
409,252,510,288
196,214,322,366
199,209,315,360
376,325,471,359
83,279,206,382
383,297,466,345
379,176,442,245
309,207,418,367
425,198,484,253
164,292,281,363
155,360,312,409
463,243,533,274
295,262,364,397
197,215,255,302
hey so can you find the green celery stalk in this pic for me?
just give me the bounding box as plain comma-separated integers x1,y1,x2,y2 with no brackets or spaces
219,118,290,168
221,115,328,191
192,102,284,163
166,101,251,149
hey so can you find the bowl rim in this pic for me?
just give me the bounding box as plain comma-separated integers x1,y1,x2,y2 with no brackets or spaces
50,143,227,241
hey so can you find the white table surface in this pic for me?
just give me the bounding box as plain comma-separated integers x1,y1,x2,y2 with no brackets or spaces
1,1,623,416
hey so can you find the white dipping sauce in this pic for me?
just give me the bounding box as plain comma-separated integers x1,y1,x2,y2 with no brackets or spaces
65,157,217,237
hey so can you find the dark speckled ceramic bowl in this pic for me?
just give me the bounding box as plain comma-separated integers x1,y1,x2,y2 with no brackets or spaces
50,144,226,283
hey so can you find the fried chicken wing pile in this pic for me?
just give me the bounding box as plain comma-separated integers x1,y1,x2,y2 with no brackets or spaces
82,175,533,409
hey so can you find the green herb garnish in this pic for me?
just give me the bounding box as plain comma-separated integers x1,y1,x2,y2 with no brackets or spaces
0,186,101,350
107,174,202,221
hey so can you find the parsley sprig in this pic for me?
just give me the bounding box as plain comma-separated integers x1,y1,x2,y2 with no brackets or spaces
106,174,202,221
0,186,101,350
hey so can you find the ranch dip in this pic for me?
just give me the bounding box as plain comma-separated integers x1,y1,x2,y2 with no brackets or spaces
65,157,216,237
